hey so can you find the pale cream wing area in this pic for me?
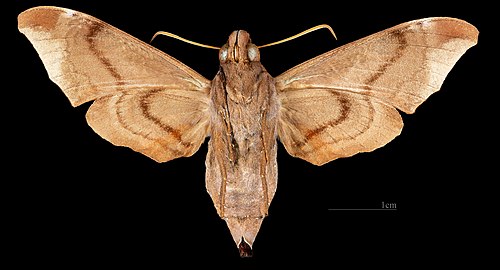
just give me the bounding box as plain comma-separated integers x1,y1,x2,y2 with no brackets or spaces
18,6,211,162
276,17,478,165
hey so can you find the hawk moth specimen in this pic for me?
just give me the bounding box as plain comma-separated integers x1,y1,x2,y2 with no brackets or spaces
18,6,478,257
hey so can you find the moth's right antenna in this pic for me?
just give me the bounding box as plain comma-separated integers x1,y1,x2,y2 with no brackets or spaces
257,24,337,49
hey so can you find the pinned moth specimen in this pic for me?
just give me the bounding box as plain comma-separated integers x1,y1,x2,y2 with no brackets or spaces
18,6,478,257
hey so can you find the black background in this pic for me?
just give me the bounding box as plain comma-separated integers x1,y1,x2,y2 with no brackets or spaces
8,0,491,268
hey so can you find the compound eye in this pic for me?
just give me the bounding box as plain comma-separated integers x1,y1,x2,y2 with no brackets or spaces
219,44,229,62
247,44,259,61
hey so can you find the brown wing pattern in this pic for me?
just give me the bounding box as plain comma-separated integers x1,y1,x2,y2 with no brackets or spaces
276,18,478,165
87,89,209,162
278,88,403,165
18,6,211,162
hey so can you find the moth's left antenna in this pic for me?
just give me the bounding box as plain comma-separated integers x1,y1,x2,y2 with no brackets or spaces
151,31,220,49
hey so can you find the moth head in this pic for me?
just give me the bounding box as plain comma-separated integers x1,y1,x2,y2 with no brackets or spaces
219,30,260,63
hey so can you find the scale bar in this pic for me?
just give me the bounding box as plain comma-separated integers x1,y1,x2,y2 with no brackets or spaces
328,209,397,211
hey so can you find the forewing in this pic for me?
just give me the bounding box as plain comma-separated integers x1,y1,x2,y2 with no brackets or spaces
276,17,478,165
18,6,211,162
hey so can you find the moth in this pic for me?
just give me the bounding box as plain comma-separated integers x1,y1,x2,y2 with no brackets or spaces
18,6,478,257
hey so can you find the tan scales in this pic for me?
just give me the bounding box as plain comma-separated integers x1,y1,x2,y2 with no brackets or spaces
18,6,478,257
